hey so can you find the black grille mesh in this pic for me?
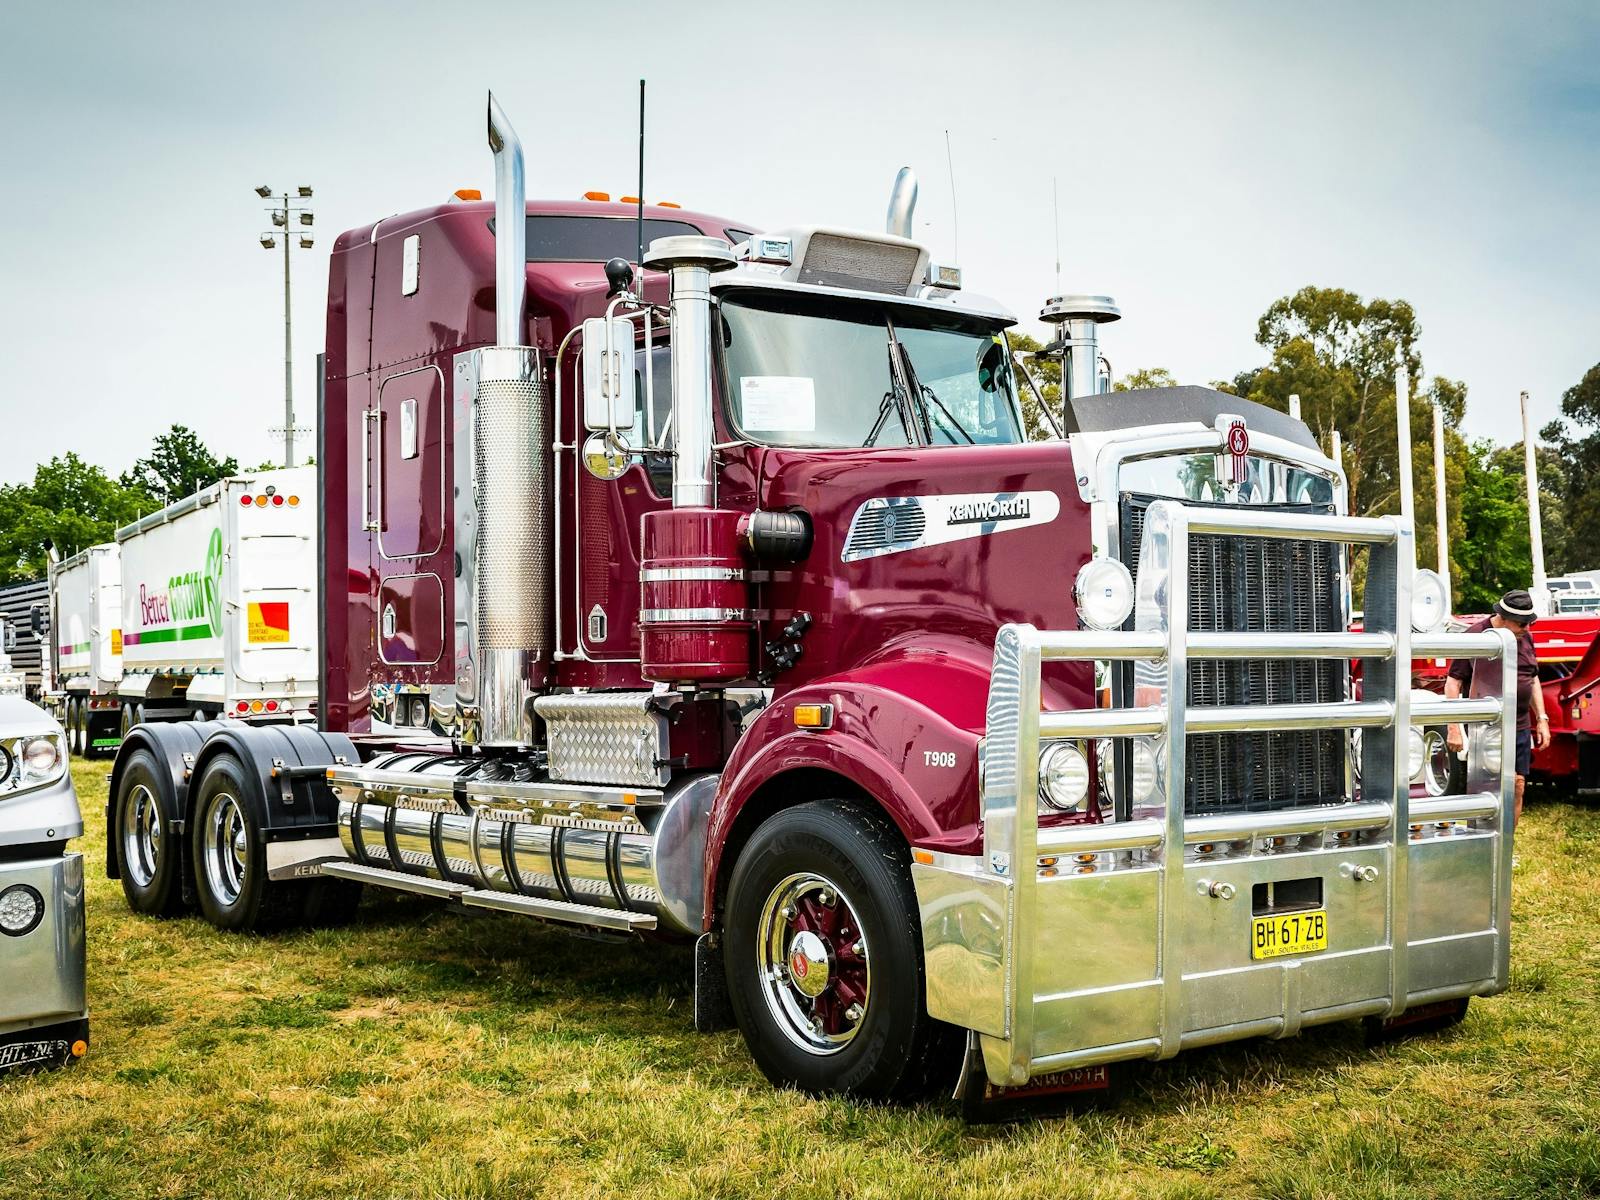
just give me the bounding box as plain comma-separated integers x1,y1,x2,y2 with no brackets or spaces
1122,494,1346,816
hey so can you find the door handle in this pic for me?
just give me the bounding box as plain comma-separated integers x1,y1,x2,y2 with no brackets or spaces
362,409,379,532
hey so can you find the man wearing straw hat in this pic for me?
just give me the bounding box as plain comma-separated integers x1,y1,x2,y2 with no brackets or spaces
1444,589,1550,826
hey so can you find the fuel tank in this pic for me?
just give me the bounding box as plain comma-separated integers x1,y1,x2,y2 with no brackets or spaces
333,751,713,936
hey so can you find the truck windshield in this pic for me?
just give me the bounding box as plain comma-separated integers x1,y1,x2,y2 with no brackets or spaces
718,290,1023,448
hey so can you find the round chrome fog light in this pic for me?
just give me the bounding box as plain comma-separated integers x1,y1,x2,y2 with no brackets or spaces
1074,558,1135,630
1039,742,1091,811
1411,569,1448,632
0,884,44,937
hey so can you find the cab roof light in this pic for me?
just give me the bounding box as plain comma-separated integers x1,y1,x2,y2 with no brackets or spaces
583,190,611,202
657,201,681,209
926,262,961,290
740,236,794,267
453,188,482,202
620,195,640,205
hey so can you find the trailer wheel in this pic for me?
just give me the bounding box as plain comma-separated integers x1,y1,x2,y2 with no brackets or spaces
189,754,300,932
113,748,185,917
722,799,955,1099
65,698,83,757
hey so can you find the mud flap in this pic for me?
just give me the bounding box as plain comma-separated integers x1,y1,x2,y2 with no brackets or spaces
955,1032,1118,1123
693,932,735,1033
1363,996,1470,1046
0,1017,89,1076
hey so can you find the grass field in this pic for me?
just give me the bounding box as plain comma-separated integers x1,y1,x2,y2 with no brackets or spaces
1,760,1597,1199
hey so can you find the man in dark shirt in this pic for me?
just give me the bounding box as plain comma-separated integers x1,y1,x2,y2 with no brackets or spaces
1445,589,1549,825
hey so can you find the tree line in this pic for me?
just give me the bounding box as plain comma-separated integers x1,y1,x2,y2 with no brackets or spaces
0,426,238,584
1014,285,1597,611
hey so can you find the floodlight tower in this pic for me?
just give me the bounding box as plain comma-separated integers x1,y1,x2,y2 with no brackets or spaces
256,185,315,467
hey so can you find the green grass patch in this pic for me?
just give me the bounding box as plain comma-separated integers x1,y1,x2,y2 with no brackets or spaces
0,759,1596,1199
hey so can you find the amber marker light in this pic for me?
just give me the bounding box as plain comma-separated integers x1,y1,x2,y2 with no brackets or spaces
454,188,482,201
288,495,300,506
912,849,934,866
70,1040,87,1058
792,703,833,729
255,495,268,507
583,190,610,201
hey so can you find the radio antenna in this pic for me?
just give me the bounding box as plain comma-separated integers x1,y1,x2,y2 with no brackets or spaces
944,128,959,261
1052,175,1061,292
635,79,646,282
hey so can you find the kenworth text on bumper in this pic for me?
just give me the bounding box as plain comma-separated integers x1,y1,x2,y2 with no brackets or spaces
103,94,1515,1102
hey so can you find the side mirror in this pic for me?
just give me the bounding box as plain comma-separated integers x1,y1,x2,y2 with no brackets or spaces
582,317,636,433
29,605,47,637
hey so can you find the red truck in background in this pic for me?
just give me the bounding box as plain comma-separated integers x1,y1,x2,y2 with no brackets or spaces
102,94,1517,1105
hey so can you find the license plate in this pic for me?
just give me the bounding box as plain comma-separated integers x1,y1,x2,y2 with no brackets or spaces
1251,908,1328,959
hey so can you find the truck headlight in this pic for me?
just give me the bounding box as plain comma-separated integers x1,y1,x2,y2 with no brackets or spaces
1411,569,1448,632
1074,558,1135,630
0,884,44,936
9,734,64,790
1130,738,1160,804
1039,742,1090,811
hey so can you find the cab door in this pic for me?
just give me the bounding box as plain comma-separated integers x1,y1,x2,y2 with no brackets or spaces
372,363,447,668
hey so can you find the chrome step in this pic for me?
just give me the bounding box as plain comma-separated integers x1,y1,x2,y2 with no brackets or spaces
316,860,471,899
459,889,657,932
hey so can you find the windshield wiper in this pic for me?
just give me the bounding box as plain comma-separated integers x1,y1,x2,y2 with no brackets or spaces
865,337,917,447
895,334,975,445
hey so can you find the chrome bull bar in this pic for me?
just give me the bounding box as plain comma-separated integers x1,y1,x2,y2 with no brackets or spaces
912,500,1517,1088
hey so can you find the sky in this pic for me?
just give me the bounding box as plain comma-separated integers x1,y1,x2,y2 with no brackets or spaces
1,0,1596,484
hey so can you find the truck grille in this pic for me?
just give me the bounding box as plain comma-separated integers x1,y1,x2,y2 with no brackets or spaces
1121,494,1346,816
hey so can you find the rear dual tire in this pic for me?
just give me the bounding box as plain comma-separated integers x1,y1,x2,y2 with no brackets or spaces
114,749,185,917
188,755,363,931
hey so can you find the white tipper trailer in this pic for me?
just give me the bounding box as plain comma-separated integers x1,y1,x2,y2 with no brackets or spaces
47,544,123,756
116,467,318,728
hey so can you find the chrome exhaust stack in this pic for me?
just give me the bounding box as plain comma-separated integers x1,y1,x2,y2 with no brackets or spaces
885,167,918,239
470,92,547,744
1040,294,1121,400
643,236,737,508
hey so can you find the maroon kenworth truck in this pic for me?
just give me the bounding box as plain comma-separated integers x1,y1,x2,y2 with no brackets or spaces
107,95,1518,1106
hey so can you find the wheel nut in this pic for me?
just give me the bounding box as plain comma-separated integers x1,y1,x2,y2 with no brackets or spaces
845,1003,863,1022
819,888,835,906
780,905,796,921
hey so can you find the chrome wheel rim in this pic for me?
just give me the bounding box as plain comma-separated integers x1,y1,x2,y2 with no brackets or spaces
756,871,871,1055
122,784,161,888
202,791,248,906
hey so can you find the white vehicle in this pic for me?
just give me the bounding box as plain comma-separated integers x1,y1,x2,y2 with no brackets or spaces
116,466,317,727
0,620,24,697
1547,575,1599,595
47,544,123,756
0,696,86,1074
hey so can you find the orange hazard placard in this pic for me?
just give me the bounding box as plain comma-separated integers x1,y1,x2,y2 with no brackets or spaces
111,629,123,655
247,602,290,644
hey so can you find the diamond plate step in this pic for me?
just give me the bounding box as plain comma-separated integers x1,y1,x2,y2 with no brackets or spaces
459,889,657,932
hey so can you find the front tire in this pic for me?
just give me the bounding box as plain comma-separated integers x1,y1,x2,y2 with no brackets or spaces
189,754,300,932
114,749,185,916
723,800,954,1099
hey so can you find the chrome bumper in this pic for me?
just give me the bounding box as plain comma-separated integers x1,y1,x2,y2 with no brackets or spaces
913,501,1517,1087
0,852,87,1037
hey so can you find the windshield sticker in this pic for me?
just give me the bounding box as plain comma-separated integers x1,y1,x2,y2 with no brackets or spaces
740,376,816,432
